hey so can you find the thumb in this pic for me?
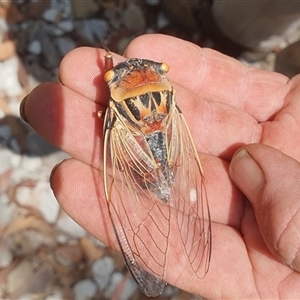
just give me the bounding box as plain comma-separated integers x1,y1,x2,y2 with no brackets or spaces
229,144,300,272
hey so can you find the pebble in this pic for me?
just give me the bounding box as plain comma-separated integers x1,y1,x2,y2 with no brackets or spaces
28,40,42,55
57,20,74,33
0,108,5,118
6,259,33,294
54,244,82,266
0,56,23,97
34,181,60,223
72,278,97,300
123,3,146,34
0,125,14,148
75,19,109,44
45,289,64,300
0,245,13,268
162,284,178,296
42,7,59,23
0,148,17,173
119,276,138,300
26,131,59,156
56,212,87,239
55,36,76,56
104,272,137,300
0,193,16,226
20,155,43,171
91,256,115,290
157,11,170,29
22,229,55,250
71,0,99,19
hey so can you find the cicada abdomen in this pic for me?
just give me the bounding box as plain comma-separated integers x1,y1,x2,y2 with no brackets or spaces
101,46,211,297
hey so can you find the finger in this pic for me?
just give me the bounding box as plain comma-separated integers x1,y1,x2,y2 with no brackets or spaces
50,158,254,299
25,82,243,227
261,74,300,161
22,81,261,163
22,82,104,168
58,46,125,104
229,144,300,272
175,83,260,158
125,34,289,122
50,155,241,231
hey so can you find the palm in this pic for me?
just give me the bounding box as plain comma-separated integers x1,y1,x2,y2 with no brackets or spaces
24,34,300,299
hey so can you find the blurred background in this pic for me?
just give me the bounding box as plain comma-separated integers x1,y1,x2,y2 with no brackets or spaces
1,1,300,299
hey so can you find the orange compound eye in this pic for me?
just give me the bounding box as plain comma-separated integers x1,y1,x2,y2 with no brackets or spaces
104,69,115,82
160,63,169,73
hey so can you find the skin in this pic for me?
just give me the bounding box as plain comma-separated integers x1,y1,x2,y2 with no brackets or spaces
20,34,300,299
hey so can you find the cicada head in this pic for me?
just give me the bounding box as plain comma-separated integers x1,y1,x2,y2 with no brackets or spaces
103,59,172,102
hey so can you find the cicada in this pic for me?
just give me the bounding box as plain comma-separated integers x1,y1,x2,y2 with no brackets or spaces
101,45,211,297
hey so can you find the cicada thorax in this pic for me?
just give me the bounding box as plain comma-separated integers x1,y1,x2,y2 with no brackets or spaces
104,59,176,201
116,89,173,134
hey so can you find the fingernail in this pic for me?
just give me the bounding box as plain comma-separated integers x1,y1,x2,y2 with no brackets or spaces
230,149,265,199
49,159,66,188
19,95,29,123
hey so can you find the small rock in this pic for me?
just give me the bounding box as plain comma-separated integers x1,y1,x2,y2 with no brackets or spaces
0,148,15,173
0,243,13,268
75,19,109,44
40,32,62,69
15,181,60,224
104,272,137,300
57,20,74,33
28,40,42,55
119,276,138,300
0,124,20,153
8,262,53,298
79,237,105,262
92,256,115,290
56,212,87,239
35,181,60,223
45,289,63,300
9,151,22,168
55,37,76,56
22,229,55,251
71,0,100,19
72,278,97,300
157,11,170,29
20,155,43,171
26,131,59,156
162,284,177,296
117,36,133,54
42,7,59,23
0,125,13,146
0,108,5,118
104,272,123,299
0,169,13,193
6,259,34,294
0,56,23,97
54,244,82,267
15,186,32,206
123,3,146,34
0,193,16,226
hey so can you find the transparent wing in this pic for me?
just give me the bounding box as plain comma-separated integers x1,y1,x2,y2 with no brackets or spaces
169,106,211,278
103,107,169,297
103,103,211,297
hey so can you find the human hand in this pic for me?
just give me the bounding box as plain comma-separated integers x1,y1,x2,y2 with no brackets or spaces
20,34,300,299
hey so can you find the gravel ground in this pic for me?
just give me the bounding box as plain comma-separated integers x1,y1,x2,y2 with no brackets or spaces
0,1,299,300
